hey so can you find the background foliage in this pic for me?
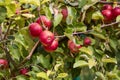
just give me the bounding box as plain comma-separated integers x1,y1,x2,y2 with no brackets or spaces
0,0,120,80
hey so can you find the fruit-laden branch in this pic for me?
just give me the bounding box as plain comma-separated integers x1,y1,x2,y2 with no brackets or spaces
55,21,120,38
64,0,120,7
99,1,120,5
17,40,39,67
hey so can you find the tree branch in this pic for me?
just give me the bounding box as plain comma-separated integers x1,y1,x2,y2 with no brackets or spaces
55,21,120,38
18,40,39,67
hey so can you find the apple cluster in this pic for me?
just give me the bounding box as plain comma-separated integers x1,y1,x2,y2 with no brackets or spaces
29,16,58,52
101,4,120,22
68,37,91,53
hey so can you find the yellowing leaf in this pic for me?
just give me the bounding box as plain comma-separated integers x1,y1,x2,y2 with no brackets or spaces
57,73,68,78
79,47,93,56
21,13,35,18
73,60,88,68
41,0,50,4
37,72,49,80
88,58,97,69
102,58,117,64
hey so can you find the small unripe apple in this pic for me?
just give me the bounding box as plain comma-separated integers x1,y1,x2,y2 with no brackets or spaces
101,9,113,21
0,59,8,69
15,9,21,15
36,16,52,29
29,23,43,37
102,4,112,10
44,39,58,52
112,7,120,18
68,40,82,53
20,68,29,76
61,8,68,19
83,37,91,46
39,30,54,46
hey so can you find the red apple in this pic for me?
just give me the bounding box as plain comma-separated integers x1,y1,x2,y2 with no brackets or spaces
102,4,112,10
61,8,68,19
39,30,54,46
112,7,120,18
44,39,58,52
68,40,82,53
36,16,52,29
0,59,8,69
101,9,113,21
20,68,29,76
83,37,91,46
29,23,43,37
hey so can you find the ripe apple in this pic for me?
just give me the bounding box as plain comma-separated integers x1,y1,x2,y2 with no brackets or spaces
44,39,58,52
101,9,113,21
68,40,82,53
83,37,91,46
20,68,29,76
112,7,120,18
102,4,112,10
39,30,54,46
0,59,8,69
36,16,52,29
29,23,43,37
61,8,68,19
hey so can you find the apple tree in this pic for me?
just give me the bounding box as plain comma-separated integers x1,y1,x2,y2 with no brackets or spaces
1,0,120,80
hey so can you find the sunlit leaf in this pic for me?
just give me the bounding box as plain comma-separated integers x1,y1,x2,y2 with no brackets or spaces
73,60,88,68
54,13,63,27
37,72,49,80
57,73,68,78
79,47,93,56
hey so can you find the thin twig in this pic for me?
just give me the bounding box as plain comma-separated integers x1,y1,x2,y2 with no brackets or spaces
55,21,120,38
18,40,39,67
3,21,12,40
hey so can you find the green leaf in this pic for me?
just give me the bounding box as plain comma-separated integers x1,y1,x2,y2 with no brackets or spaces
92,11,104,20
78,0,87,8
90,31,106,40
0,6,7,23
57,73,68,78
66,6,77,25
14,27,35,51
43,6,52,20
96,72,106,80
16,75,27,80
37,72,49,80
73,22,87,32
53,13,63,27
109,39,117,51
79,47,93,56
9,43,21,61
73,60,88,68
64,28,74,40
19,0,40,6
37,55,51,68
